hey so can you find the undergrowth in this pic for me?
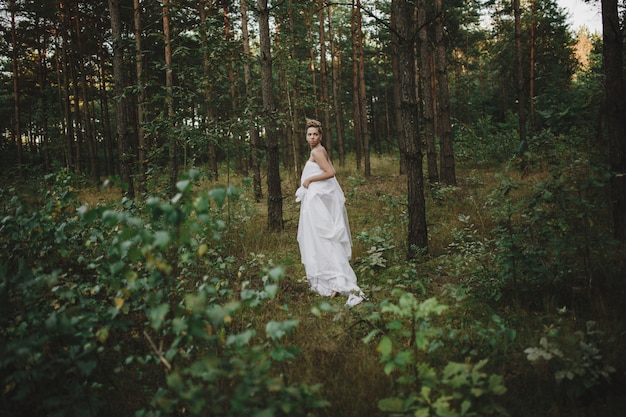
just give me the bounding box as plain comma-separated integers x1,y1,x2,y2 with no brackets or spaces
1,154,625,417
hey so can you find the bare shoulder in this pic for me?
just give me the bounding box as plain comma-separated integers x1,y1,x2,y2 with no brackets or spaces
311,145,328,161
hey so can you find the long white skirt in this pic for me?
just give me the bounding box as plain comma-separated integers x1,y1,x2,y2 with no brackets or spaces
296,161,363,306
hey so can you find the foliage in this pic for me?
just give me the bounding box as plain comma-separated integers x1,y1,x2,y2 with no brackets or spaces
524,319,616,401
363,291,509,417
0,170,327,417
488,157,614,292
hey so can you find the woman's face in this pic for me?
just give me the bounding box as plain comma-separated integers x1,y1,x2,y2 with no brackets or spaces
306,127,322,147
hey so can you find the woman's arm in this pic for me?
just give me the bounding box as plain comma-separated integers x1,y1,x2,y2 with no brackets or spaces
303,146,336,188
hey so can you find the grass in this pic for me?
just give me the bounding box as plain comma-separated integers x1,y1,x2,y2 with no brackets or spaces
70,154,626,417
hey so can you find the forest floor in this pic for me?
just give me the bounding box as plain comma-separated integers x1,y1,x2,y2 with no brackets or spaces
77,154,626,417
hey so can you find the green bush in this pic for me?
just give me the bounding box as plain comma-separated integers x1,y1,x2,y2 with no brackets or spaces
364,291,509,417
0,169,326,417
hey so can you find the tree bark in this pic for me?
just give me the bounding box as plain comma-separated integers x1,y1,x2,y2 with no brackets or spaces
529,0,536,132
418,0,438,183
287,0,303,181
328,4,346,167
356,0,370,177
514,0,528,157
435,0,456,186
108,0,135,197
392,0,428,258
134,0,147,195
54,21,75,171
258,0,283,231
241,0,262,201
97,41,115,177
318,0,332,158
601,0,626,239
10,0,23,177
162,0,177,194
74,0,99,183
351,0,362,169
391,3,406,175
199,2,219,181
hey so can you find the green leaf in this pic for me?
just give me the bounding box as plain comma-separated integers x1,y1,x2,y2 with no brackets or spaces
264,283,279,299
153,231,171,249
209,187,227,207
378,336,393,356
266,319,299,341
267,266,284,281
185,293,206,313
148,303,170,330
176,179,191,193
378,397,404,412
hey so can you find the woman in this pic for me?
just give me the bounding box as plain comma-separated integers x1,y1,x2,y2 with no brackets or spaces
295,118,364,306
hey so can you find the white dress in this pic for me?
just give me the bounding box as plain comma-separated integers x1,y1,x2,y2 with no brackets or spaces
295,160,364,306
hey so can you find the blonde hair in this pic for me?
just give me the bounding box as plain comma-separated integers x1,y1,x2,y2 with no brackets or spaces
305,117,323,134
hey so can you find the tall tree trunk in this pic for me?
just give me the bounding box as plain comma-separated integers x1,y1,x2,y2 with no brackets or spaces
223,0,243,175
54,25,74,171
199,2,219,181
37,17,51,172
287,0,303,182
134,0,147,195
318,0,332,158
529,0,536,132
307,18,318,119
97,41,115,177
435,0,456,186
356,0,370,177
10,0,23,177
74,0,99,183
392,0,428,258
163,0,177,194
241,0,262,201
418,0,438,183
258,0,283,231
108,0,135,198
328,4,346,167
514,0,527,158
351,0,362,169
391,4,406,175
602,0,626,240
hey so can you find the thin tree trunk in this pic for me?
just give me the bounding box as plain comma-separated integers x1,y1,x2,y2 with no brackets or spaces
318,0,332,158
37,17,51,172
241,0,262,201
328,4,345,167
391,4,406,175
529,0,536,132
418,0,438,183
163,0,177,194
199,2,219,181
134,0,147,195
356,0,370,177
601,0,626,240
10,0,23,177
514,0,527,157
435,0,456,186
258,0,283,231
54,25,74,171
287,0,303,182
308,18,318,120
97,41,114,176
351,0,362,169
392,0,428,258
74,0,100,184
108,0,135,197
